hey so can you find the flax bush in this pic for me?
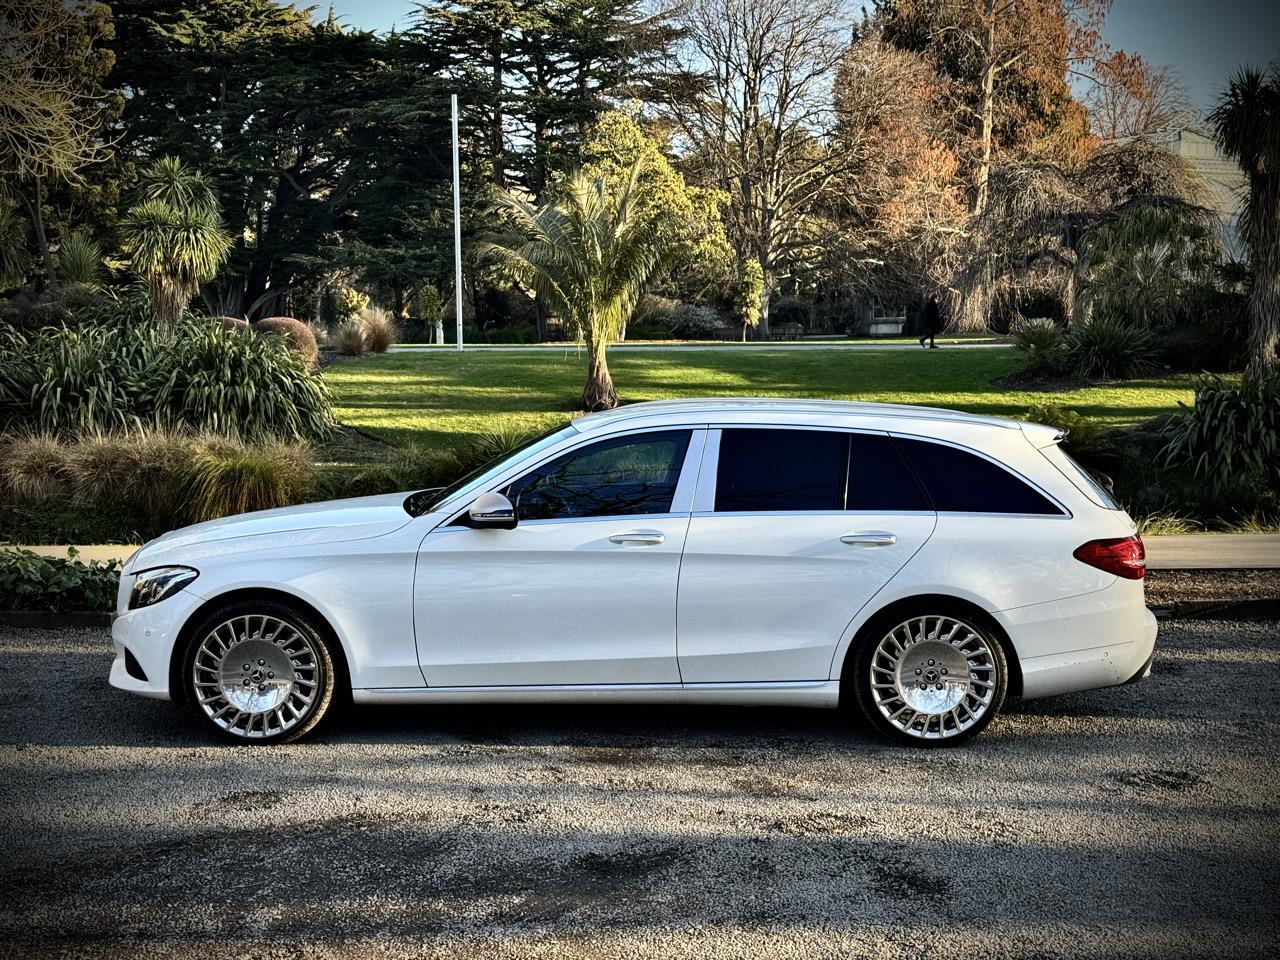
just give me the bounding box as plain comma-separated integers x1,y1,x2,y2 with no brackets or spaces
0,306,332,442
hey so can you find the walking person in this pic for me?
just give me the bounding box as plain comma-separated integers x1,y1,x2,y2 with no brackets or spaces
919,294,943,349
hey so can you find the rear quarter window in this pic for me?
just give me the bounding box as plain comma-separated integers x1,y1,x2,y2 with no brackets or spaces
1040,443,1120,509
894,436,1064,516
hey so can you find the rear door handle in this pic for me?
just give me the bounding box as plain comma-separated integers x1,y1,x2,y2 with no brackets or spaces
841,532,896,546
609,531,665,546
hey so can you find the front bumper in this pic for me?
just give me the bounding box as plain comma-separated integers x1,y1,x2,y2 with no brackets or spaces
109,586,208,701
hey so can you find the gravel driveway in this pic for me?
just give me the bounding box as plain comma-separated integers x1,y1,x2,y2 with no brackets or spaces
1,620,1277,960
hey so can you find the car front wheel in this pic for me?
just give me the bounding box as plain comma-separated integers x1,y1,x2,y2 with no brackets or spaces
852,607,1008,746
180,599,338,744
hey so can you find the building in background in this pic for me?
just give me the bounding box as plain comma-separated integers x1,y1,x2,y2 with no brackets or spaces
1148,128,1248,259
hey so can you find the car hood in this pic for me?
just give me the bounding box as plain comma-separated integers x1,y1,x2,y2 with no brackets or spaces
127,492,417,571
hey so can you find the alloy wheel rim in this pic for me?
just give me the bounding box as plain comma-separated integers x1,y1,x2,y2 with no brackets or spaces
869,615,998,740
193,615,322,739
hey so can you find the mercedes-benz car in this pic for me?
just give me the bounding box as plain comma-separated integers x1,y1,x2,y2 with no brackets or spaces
110,398,1156,746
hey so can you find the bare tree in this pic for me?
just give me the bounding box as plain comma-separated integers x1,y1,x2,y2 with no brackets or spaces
1085,50,1200,140
674,0,851,338
830,32,969,309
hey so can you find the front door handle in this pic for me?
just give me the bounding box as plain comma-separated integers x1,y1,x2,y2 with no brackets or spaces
609,531,665,546
841,531,896,546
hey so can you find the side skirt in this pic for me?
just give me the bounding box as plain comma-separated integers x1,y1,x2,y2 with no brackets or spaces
352,680,840,708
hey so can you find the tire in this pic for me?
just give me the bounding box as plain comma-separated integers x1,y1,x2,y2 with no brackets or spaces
849,602,1008,746
179,598,338,744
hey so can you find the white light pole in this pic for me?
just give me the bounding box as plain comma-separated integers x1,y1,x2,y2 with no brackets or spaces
451,93,464,351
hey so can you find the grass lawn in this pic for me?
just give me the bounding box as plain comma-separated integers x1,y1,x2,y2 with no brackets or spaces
325,346,1204,453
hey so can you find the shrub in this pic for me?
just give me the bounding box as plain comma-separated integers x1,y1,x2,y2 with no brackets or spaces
185,441,314,522
0,429,319,530
336,321,366,356
1012,317,1066,377
1020,404,1108,460
0,312,332,442
388,444,468,490
1,432,65,502
360,306,399,353
0,548,121,612
56,234,103,287
337,286,369,325
412,284,443,343
252,316,319,367
670,303,723,338
468,423,541,464
1066,316,1152,380
141,321,332,441
634,294,677,327
1161,375,1280,496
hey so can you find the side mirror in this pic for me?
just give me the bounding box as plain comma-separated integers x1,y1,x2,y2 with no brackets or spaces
467,491,517,529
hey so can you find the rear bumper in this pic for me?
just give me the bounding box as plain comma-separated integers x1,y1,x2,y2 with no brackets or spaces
995,580,1158,700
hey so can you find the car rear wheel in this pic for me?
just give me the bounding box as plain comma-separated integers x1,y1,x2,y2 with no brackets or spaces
181,599,337,744
851,606,1008,746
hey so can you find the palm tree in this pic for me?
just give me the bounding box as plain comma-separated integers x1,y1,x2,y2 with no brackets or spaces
479,164,674,410
118,157,232,325
1211,66,1280,376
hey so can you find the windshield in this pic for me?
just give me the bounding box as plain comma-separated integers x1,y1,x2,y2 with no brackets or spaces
403,422,577,517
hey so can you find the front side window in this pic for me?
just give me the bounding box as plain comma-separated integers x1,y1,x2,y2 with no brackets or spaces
894,436,1064,515
504,430,691,521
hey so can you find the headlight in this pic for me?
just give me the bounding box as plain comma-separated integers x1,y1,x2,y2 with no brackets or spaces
129,566,199,609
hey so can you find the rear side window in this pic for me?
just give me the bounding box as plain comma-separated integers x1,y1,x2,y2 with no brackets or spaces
714,429,931,512
716,429,846,511
895,437,1064,515
848,433,931,511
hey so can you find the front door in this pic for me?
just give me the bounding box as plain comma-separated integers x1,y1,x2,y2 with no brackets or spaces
414,429,702,687
677,427,937,683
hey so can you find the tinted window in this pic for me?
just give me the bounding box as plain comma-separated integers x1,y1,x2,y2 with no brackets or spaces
847,434,931,511
895,437,1063,515
716,429,934,512
505,430,690,521
716,429,847,511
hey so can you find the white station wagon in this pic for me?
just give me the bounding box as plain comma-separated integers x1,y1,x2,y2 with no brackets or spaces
111,398,1157,746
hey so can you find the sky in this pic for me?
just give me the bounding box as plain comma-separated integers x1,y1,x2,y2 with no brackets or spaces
326,0,1279,112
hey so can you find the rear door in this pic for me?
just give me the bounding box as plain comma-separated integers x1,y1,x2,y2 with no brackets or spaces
675,427,937,683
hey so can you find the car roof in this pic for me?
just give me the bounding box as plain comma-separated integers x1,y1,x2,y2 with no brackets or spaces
573,398,1035,435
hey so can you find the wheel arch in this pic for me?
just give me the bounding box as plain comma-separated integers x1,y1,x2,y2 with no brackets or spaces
837,593,1023,702
168,587,353,708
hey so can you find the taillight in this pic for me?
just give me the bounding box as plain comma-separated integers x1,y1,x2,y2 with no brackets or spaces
1073,536,1146,580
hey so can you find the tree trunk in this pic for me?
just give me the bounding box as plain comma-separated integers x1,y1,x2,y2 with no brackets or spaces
974,4,997,217
581,330,618,411
490,34,505,188
753,266,773,340
1246,173,1280,378
21,176,58,292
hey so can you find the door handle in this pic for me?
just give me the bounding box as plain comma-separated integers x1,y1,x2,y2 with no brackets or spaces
609,531,665,545
841,532,896,546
